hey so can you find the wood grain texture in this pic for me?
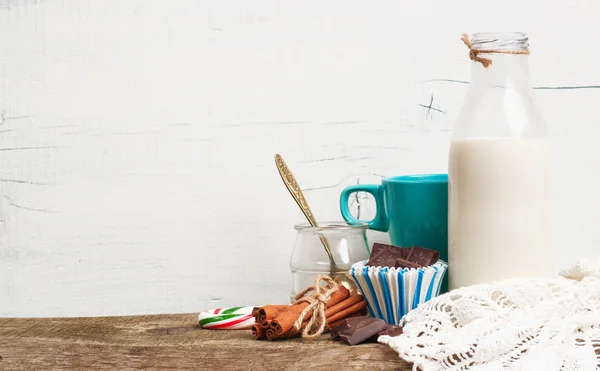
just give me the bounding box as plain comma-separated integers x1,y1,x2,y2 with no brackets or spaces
0,314,412,370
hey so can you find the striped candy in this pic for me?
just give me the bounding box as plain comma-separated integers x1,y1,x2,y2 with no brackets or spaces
198,306,255,330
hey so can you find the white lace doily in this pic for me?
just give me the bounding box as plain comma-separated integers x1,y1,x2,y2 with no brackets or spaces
379,261,600,371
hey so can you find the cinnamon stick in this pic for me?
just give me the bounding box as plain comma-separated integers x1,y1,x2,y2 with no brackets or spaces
252,307,260,320
251,323,266,340
269,302,310,334
270,285,350,335
257,305,288,324
265,299,368,341
324,285,351,309
325,300,367,324
260,319,272,329
313,294,363,323
265,328,278,341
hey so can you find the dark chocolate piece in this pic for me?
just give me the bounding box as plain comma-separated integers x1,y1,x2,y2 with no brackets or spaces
377,325,403,338
367,243,410,267
406,246,440,267
331,316,366,340
394,258,421,269
332,316,389,345
367,324,404,342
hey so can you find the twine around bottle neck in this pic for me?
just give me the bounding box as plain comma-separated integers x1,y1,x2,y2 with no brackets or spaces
461,33,530,68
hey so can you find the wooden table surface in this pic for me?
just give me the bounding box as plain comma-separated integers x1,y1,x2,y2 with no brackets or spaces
0,314,412,370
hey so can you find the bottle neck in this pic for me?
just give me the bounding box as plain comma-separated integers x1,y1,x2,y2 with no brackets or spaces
470,53,533,91
456,52,546,138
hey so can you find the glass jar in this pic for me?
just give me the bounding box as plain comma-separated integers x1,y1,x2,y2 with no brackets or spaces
290,221,370,301
449,33,553,289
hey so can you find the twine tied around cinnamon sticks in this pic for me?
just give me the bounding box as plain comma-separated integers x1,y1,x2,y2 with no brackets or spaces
291,275,338,339
461,33,529,68
251,275,368,340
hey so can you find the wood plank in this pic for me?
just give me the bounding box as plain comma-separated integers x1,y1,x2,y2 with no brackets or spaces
0,314,412,370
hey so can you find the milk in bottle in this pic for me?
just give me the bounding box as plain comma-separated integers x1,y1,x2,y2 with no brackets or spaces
448,33,553,289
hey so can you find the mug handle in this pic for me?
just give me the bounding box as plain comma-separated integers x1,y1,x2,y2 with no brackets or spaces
340,184,389,232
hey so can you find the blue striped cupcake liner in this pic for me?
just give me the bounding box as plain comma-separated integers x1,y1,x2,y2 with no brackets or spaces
350,259,448,325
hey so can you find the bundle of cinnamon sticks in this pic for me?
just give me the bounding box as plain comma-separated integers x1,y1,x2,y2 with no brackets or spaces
250,284,368,340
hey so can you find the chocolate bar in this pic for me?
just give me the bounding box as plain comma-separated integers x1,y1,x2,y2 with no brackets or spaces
394,258,421,269
366,243,410,267
365,324,405,342
366,243,440,269
331,317,364,340
376,325,403,338
406,246,440,267
330,316,388,345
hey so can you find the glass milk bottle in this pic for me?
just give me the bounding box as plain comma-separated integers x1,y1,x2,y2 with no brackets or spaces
448,33,553,289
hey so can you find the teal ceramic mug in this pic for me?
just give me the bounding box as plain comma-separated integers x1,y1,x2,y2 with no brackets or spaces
340,174,448,291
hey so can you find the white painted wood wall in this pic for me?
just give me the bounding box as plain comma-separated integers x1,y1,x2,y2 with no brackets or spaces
1,0,599,317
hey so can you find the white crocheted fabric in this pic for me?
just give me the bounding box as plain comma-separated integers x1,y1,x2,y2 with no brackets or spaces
379,262,600,371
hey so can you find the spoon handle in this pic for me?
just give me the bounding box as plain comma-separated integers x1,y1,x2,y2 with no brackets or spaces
274,154,337,270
